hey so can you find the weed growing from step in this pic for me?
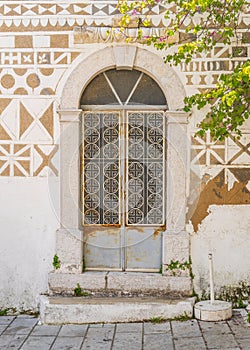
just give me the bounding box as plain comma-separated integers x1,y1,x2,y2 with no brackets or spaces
149,316,164,324
173,311,192,322
74,283,89,297
52,254,61,270
165,256,194,279
0,309,7,316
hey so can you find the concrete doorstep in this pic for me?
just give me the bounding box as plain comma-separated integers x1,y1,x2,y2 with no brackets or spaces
39,296,195,325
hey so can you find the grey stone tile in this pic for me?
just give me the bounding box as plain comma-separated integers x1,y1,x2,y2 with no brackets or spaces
0,325,8,335
0,316,15,325
20,336,55,350
3,316,37,335
116,322,143,333
144,333,174,350
203,333,239,349
236,338,250,350
199,320,232,334
171,319,201,337
31,325,61,336
173,336,206,350
144,321,171,334
89,323,114,328
112,332,142,350
51,336,83,350
0,334,27,349
81,327,114,350
13,316,38,326
58,324,87,337
228,322,250,338
207,348,240,350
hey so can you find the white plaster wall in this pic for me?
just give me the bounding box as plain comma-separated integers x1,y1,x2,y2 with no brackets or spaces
0,177,59,311
191,205,250,294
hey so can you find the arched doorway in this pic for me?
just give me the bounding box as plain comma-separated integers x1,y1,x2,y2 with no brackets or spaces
54,46,190,294
81,69,168,271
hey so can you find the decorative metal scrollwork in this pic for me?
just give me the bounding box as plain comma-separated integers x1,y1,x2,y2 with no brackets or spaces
83,112,120,225
127,111,164,225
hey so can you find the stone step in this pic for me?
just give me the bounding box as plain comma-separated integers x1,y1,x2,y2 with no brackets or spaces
39,295,195,324
48,272,192,295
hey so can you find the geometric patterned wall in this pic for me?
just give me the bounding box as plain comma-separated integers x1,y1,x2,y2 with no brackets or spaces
0,98,58,176
0,1,249,226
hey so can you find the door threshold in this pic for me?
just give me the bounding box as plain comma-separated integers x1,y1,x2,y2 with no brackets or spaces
85,269,159,273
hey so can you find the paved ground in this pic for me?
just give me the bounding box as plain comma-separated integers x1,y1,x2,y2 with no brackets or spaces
0,310,249,349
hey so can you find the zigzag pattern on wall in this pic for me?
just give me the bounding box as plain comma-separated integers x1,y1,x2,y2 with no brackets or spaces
0,1,249,28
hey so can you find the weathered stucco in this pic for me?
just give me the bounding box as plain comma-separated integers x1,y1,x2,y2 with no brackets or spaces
0,178,59,310
191,205,250,293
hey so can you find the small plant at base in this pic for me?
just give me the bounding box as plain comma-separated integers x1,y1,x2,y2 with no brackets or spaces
82,257,86,273
150,316,164,324
237,299,247,309
74,283,89,297
0,309,7,316
52,254,61,270
173,312,191,322
165,256,194,280
217,281,250,308
247,313,250,323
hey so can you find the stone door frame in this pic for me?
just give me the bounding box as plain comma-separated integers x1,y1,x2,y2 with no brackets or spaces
53,45,191,290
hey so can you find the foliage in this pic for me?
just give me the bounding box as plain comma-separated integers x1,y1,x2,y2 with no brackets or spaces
149,316,165,323
165,256,194,279
247,312,250,323
217,280,250,308
52,254,61,270
0,309,7,316
74,283,89,297
184,61,250,140
117,0,249,140
173,311,192,321
201,280,250,307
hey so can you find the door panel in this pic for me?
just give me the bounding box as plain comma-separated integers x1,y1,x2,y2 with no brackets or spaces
83,112,121,225
126,111,165,225
82,110,165,271
125,227,162,271
83,226,122,270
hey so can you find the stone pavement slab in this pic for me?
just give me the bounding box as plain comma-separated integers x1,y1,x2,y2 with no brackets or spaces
50,336,84,350
199,320,232,334
115,322,142,333
144,321,171,334
112,332,142,350
3,316,37,335
0,334,27,349
58,324,88,337
0,325,8,335
203,333,239,349
0,316,15,325
81,325,114,350
173,336,206,350
172,319,201,337
31,324,61,336
19,335,55,350
0,310,249,349
144,333,174,350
